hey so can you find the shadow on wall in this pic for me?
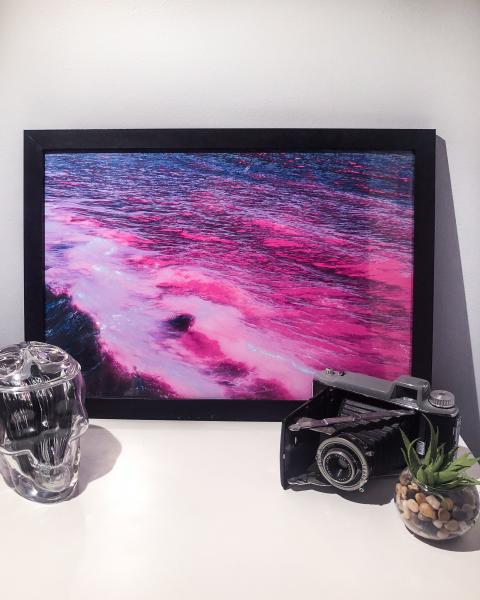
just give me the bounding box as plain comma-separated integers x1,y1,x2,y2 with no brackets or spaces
433,137,479,454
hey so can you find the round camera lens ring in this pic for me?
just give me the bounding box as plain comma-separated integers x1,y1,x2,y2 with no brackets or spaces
323,448,357,484
316,437,370,492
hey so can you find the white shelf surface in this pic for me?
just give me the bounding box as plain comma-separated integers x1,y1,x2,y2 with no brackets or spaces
1,420,478,600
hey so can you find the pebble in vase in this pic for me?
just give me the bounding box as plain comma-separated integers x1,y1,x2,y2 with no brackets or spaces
0,342,88,503
395,417,480,541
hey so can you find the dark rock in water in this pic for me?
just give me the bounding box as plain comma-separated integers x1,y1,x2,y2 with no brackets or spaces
50,242,73,253
213,361,249,379
168,313,195,332
230,377,292,401
45,287,102,374
255,379,292,400
45,286,176,399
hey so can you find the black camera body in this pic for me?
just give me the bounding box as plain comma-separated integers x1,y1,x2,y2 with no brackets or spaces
281,369,461,493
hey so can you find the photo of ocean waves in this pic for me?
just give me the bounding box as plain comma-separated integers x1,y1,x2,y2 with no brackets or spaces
45,151,414,400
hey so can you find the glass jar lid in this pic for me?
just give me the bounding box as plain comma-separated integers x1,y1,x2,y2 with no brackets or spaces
0,341,80,393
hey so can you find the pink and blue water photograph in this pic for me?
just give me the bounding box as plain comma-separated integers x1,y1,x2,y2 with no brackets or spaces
44,151,414,401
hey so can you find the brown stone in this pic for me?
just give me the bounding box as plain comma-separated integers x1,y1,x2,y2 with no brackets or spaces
399,471,410,485
402,508,412,521
441,497,454,511
400,485,407,499
437,529,450,540
458,520,470,532
445,519,459,532
419,502,437,519
438,508,451,522
406,499,419,513
426,495,441,510
415,492,427,504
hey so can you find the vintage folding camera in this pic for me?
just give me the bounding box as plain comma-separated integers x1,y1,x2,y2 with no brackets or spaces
281,369,461,493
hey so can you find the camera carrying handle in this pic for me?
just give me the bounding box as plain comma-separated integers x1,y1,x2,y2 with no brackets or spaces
289,409,414,434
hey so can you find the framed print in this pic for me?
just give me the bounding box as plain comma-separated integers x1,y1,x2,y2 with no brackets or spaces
24,129,436,420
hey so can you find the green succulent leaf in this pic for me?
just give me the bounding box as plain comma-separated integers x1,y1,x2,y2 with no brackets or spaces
449,453,478,470
445,447,457,466
416,465,426,484
438,447,456,471
407,443,421,475
424,416,439,464
432,444,445,471
435,470,463,484
399,416,480,489
400,428,412,452
459,476,480,486
438,477,480,490
435,480,461,490
425,464,436,487
400,429,421,475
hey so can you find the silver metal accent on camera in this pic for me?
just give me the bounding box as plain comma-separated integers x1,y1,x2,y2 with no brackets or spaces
415,440,426,456
428,390,455,409
316,437,369,492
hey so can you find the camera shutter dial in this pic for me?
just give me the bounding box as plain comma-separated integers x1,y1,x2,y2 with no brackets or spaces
429,390,455,409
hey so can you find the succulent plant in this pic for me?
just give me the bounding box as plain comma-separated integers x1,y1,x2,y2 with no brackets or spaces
401,418,480,490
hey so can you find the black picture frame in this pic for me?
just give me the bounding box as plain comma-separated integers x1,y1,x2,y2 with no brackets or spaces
24,129,436,421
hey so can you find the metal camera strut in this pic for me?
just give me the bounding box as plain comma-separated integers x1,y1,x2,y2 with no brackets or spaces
289,409,415,435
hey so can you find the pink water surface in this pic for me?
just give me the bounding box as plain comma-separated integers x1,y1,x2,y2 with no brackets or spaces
45,152,414,400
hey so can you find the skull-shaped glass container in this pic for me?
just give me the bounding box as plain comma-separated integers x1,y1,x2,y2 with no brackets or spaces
0,342,88,502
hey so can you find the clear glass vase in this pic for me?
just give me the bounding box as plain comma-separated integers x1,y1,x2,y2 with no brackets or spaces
0,342,88,502
395,467,480,541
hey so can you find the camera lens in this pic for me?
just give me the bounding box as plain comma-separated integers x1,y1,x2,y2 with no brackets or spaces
316,437,370,491
323,449,356,484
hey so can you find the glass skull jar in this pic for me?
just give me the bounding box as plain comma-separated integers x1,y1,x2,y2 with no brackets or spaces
0,342,88,502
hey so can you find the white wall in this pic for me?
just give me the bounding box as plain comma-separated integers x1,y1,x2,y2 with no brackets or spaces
1,0,479,445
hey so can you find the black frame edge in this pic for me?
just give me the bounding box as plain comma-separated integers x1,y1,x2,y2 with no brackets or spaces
23,128,436,421
410,129,436,381
24,132,46,341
